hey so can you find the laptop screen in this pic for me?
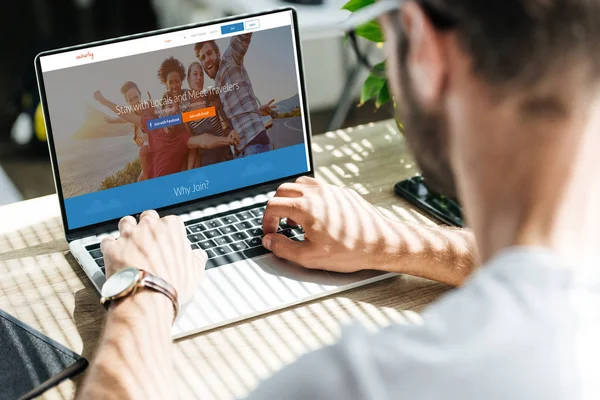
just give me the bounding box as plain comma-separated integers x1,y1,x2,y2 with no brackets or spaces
37,10,311,231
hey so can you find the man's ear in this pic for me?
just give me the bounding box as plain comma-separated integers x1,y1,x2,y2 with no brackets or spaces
401,2,447,106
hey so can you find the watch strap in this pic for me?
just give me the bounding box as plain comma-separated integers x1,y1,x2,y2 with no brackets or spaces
101,268,180,324
139,270,180,323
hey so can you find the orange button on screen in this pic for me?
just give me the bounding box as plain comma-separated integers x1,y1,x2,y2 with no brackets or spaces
182,106,216,123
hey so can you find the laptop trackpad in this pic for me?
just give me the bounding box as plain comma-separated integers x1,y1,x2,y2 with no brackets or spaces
173,254,335,337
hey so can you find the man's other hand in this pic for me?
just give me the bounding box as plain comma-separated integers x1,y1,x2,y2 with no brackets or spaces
101,210,206,304
260,99,277,116
262,176,387,273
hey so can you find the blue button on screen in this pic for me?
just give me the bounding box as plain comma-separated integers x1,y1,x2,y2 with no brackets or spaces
220,22,244,35
146,114,182,130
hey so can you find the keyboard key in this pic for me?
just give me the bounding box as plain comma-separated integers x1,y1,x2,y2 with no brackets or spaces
292,227,304,236
188,224,205,233
230,241,249,252
252,217,262,226
231,232,248,242
204,229,220,239
187,233,205,243
251,207,265,217
220,216,238,225
246,237,262,248
89,249,103,259
205,220,222,229
280,229,295,238
206,249,216,259
236,211,253,221
191,243,200,250
248,228,264,237
279,220,292,229
219,225,237,235
291,236,303,242
198,240,217,250
215,246,233,256
86,243,101,251
205,244,271,269
215,236,233,246
235,221,253,230
243,245,270,258
100,267,106,274
95,258,105,267
206,251,245,269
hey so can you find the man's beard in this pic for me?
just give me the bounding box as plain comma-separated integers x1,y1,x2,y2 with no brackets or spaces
398,57,458,199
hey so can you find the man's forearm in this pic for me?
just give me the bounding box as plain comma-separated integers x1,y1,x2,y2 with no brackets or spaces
231,33,252,65
77,291,175,400
372,220,477,286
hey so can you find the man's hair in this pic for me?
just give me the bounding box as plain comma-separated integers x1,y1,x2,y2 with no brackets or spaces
120,81,140,97
421,0,600,89
194,40,220,59
157,56,186,83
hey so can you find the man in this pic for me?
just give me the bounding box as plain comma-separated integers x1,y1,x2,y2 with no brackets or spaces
194,35,274,158
78,0,600,399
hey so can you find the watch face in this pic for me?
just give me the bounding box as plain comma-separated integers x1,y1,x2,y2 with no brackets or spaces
101,267,139,298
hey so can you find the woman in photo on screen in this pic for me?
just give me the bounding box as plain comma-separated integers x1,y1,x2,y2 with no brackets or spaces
148,56,194,176
185,61,240,169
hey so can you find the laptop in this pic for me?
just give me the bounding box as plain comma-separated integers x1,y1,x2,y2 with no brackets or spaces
35,8,394,338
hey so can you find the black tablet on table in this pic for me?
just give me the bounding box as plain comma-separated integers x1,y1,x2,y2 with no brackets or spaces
0,308,88,400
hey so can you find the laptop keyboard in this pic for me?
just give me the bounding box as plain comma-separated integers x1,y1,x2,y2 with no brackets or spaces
84,204,305,275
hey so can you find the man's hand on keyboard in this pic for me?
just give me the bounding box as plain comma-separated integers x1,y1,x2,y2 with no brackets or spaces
100,210,207,304
262,176,391,273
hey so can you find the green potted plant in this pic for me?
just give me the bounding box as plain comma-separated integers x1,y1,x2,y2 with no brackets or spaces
342,0,391,110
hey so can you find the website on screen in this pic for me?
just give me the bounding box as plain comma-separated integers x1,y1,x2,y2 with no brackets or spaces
40,11,310,229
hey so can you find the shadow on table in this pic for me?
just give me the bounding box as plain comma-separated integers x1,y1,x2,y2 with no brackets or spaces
0,216,65,260
72,254,105,388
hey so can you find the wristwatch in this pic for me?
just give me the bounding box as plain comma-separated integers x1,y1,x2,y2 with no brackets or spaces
100,266,180,323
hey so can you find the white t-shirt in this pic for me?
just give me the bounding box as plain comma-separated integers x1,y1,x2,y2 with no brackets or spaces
245,247,600,399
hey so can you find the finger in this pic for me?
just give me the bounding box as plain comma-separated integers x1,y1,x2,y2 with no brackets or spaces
139,209,160,223
100,236,116,255
163,214,187,239
262,234,308,265
274,182,305,199
263,197,308,234
192,248,208,267
296,176,319,185
118,215,137,237
266,99,275,105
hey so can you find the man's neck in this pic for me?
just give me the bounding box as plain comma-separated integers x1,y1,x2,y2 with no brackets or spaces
457,93,600,266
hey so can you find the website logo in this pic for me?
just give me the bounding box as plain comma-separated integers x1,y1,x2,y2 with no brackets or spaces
75,51,94,61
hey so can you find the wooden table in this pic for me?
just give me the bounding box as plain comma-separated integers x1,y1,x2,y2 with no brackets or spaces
0,120,451,399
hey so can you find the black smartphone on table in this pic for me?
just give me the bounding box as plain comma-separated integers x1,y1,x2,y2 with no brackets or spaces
394,175,464,227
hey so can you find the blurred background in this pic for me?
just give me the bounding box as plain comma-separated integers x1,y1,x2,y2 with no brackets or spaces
0,0,392,205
